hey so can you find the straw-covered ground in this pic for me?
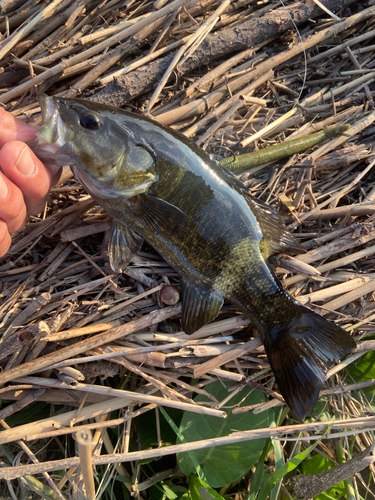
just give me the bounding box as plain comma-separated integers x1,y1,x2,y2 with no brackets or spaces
1,0,375,498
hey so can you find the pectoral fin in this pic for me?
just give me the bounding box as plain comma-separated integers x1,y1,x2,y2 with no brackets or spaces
181,280,223,335
133,194,187,234
245,194,305,258
108,221,143,272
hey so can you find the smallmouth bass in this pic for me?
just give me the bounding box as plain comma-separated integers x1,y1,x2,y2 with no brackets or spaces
31,94,356,420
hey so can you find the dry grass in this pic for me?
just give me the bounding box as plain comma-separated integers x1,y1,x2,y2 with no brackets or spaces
1,0,375,498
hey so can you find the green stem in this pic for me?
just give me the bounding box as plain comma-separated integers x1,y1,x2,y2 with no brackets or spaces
336,439,356,500
220,124,350,171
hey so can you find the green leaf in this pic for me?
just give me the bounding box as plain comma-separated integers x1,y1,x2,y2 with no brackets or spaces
160,481,178,499
177,380,270,488
300,455,346,500
5,401,49,427
150,482,189,500
347,351,375,412
248,439,271,500
189,475,225,500
134,406,183,461
270,436,283,500
348,351,375,380
159,406,206,481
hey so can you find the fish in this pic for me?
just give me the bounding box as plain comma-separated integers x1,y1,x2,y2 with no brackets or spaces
30,93,356,420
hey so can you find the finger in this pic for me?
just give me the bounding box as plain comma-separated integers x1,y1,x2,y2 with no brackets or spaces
46,164,62,187
0,141,56,215
0,220,11,257
0,172,27,233
0,107,38,148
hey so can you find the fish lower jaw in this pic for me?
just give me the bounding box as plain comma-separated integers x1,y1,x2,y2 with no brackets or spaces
29,138,72,165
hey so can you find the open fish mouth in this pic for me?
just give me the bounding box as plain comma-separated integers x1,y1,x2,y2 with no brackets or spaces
37,93,74,146
28,94,75,171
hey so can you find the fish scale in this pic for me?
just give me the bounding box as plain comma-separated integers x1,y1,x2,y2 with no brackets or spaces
30,93,357,420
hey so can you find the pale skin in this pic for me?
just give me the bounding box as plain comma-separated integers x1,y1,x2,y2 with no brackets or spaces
0,108,61,257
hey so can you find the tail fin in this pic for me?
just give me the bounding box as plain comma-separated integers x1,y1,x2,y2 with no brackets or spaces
264,305,356,420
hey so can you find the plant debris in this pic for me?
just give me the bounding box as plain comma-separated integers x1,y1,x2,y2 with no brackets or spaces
1,0,375,498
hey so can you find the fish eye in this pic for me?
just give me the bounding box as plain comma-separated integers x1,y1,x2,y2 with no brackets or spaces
80,113,101,130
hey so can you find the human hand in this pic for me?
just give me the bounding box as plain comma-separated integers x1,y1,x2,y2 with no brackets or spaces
0,108,61,257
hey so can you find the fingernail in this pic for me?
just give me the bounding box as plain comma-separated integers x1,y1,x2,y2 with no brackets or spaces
0,174,9,200
15,146,36,176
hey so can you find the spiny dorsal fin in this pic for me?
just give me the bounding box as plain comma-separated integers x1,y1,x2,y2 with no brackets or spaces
181,280,223,335
109,221,143,272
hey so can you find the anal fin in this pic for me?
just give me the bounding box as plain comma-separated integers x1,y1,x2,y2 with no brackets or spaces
109,221,143,272
181,281,223,335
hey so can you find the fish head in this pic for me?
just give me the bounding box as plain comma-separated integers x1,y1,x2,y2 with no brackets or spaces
32,94,157,198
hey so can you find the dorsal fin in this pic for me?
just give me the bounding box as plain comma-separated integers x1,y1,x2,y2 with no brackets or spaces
209,161,304,258
245,194,305,258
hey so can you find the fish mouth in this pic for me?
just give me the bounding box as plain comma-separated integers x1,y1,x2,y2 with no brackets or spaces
28,94,75,171
37,93,74,145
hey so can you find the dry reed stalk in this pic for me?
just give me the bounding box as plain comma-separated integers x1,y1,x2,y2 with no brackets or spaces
0,418,66,500
193,339,263,378
2,415,375,480
159,5,375,128
297,277,370,305
24,404,157,442
320,280,375,316
284,243,375,287
0,305,182,386
145,0,232,114
12,376,227,417
75,429,96,500
2,0,375,495
0,0,68,60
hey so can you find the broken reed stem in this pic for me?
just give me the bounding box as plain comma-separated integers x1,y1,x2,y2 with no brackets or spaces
76,429,96,500
158,5,375,126
24,404,157,442
0,0,67,60
194,339,262,378
0,305,182,386
0,0,193,104
14,376,227,418
0,418,66,500
2,415,375,480
145,0,231,114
